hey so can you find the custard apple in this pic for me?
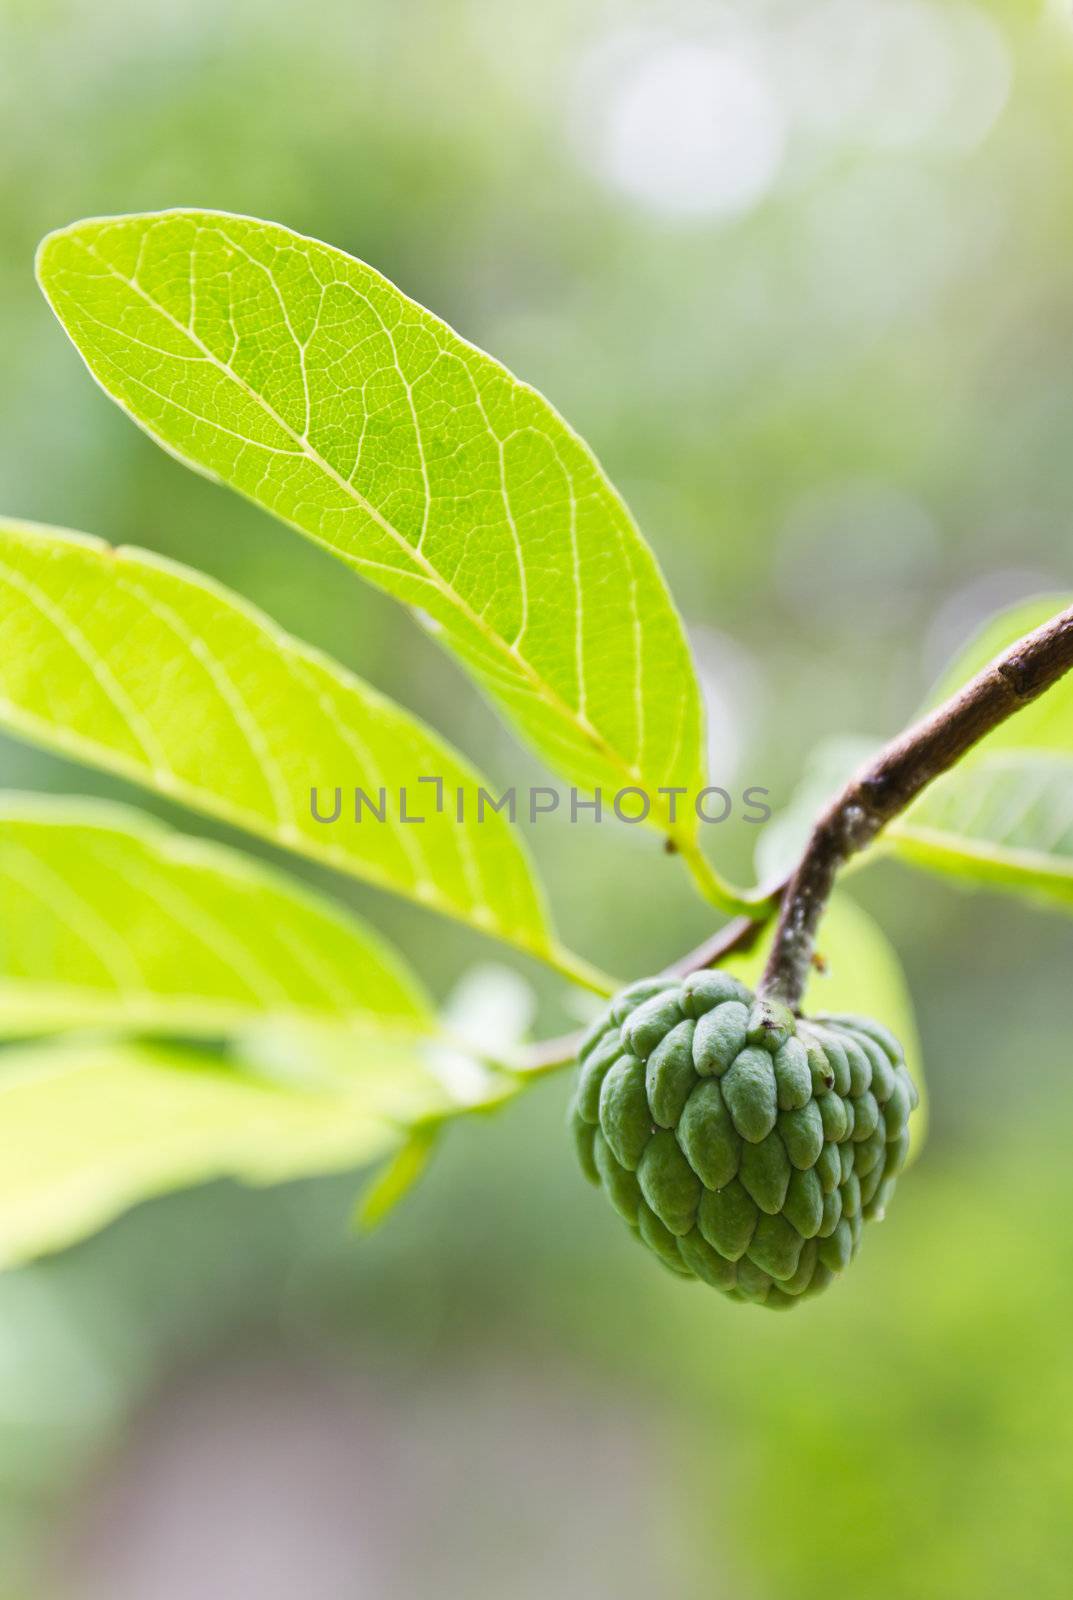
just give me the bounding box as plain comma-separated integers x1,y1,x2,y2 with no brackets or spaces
569,971,919,1308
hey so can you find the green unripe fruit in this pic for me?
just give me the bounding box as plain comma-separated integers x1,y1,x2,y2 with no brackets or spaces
569,973,919,1309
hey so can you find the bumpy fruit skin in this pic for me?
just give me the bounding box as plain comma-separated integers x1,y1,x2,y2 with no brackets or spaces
569,972,919,1308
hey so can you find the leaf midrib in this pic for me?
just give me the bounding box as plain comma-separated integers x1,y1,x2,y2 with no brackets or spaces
0,983,431,1036
891,820,1073,881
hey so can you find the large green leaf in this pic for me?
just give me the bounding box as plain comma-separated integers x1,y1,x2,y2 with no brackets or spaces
919,595,1072,752
724,892,927,1158
0,794,430,1038
892,752,1073,910
36,211,709,865
889,594,1073,909
0,1034,461,1268
0,517,561,971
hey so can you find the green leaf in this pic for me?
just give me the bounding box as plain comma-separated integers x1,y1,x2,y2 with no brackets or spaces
0,795,527,1264
0,516,560,970
723,892,927,1159
0,1034,454,1268
0,793,431,1038
920,595,1073,753
36,211,708,858
892,753,1073,910
888,594,1073,908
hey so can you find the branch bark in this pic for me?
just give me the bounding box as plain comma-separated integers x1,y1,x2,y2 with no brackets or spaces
759,601,1073,1008
517,600,1073,1072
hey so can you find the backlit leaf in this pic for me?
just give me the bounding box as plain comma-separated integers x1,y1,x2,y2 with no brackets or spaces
892,752,1073,911
0,1034,454,1268
0,793,430,1038
890,595,1073,911
0,517,559,967
36,211,708,854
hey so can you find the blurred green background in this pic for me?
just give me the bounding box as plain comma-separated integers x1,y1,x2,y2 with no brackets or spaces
3,0,1073,1594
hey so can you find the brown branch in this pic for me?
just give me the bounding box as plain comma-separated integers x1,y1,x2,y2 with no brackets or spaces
666,901,780,978
518,600,1073,1072
759,601,1073,1009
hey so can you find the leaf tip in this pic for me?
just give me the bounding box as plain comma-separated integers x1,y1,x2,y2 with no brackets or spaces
350,1126,439,1233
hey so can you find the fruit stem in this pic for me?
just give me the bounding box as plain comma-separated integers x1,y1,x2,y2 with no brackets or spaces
759,600,1073,1010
